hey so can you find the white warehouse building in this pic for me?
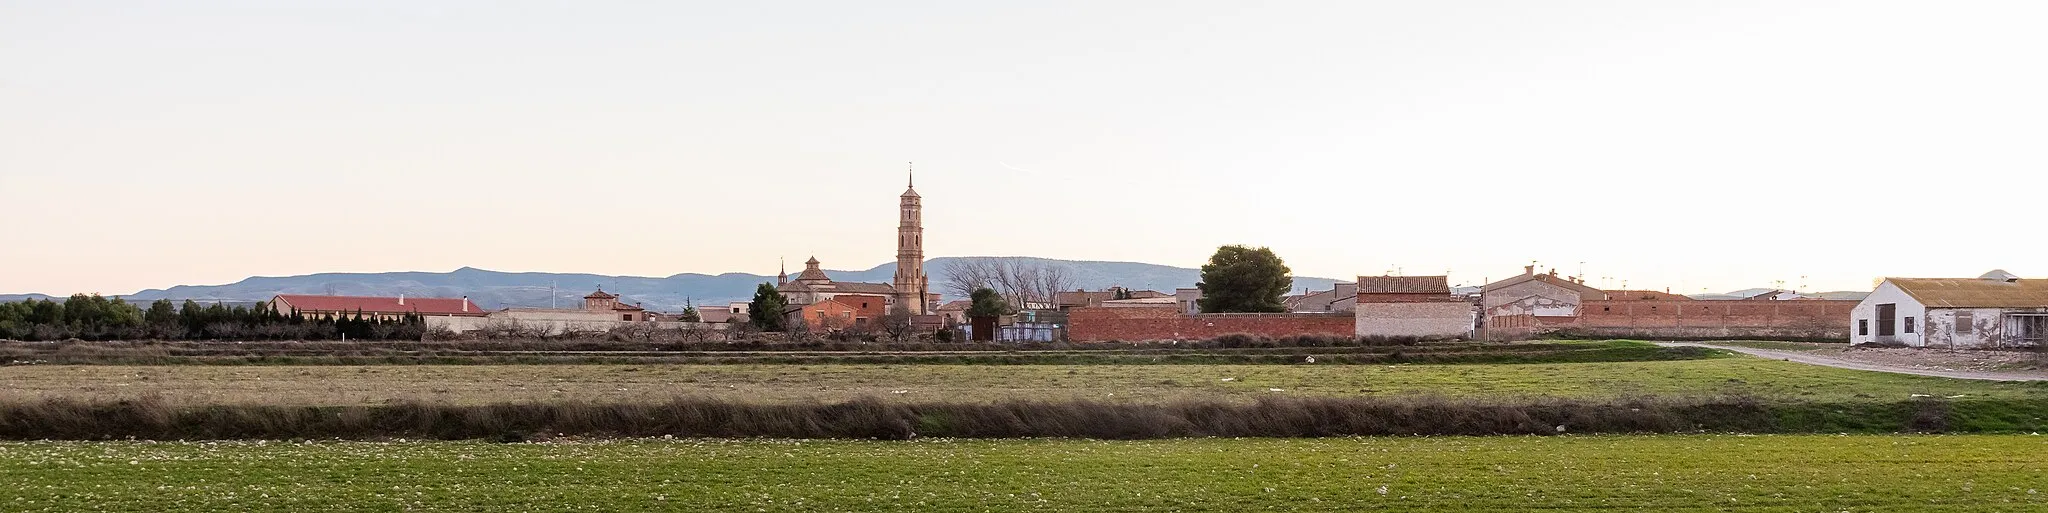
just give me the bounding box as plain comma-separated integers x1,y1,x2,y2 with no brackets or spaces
1851,270,2048,349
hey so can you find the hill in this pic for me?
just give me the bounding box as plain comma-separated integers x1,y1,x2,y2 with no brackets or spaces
5,258,1345,312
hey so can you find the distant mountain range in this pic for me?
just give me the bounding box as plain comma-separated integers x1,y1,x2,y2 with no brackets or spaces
0,257,1346,312
0,260,1874,311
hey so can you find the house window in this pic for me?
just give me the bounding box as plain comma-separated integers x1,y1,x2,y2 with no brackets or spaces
621,314,632,321
1904,317,1915,334
1858,319,1868,336
1956,312,1973,334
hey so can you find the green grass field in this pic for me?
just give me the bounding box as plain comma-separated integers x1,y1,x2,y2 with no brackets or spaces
6,357,2043,406
2,435,2041,512
1701,340,1848,352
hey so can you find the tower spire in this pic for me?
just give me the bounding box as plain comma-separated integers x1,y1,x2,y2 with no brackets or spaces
907,161,914,188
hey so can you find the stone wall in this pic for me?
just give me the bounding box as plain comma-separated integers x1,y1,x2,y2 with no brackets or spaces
1066,306,1354,342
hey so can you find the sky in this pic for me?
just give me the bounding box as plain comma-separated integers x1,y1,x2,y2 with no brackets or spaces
3,1,2045,296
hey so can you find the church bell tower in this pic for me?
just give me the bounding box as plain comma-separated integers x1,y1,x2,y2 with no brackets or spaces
891,164,928,315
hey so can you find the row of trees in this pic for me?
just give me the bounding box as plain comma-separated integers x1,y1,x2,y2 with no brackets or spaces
0,295,428,341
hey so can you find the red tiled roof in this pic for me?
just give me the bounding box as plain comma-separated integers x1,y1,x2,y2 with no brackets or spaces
1357,275,1450,294
829,282,901,295
273,294,487,317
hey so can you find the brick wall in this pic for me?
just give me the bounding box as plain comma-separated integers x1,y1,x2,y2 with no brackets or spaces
1067,306,1354,342
1492,300,1856,341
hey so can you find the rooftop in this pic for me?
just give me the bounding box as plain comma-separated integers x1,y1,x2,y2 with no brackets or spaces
1888,275,2048,308
273,294,486,316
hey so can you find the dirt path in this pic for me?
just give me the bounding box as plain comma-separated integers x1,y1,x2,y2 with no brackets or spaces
1655,342,2048,381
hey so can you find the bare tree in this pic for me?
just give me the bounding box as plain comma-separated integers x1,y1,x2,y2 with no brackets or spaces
880,306,917,341
940,258,1077,311
1025,264,1075,309
941,259,1003,299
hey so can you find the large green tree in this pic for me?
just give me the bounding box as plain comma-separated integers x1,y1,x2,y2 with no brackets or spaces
1195,245,1293,313
747,283,789,332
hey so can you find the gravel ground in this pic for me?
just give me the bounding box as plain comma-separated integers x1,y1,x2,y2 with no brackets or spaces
1659,342,2046,381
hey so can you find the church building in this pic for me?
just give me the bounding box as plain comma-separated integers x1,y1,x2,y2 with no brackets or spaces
775,170,934,320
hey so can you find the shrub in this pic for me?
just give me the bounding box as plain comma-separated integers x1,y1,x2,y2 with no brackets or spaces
0,395,2030,441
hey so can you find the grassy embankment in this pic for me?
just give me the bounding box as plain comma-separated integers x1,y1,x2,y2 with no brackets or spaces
0,339,1710,365
6,356,2041,406
1,435,2041,512
4,353,2045,439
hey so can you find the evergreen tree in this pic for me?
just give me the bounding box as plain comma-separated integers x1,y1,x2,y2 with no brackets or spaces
747,283,788,332
967,288,1008,318
144,299,178,326
1196,245,1293,313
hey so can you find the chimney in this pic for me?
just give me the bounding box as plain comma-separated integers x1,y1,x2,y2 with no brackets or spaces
397,294,405,306
1524,265,1535,276
461,296,469,312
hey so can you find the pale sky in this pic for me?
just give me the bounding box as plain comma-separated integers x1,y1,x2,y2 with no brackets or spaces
4,1,2044,296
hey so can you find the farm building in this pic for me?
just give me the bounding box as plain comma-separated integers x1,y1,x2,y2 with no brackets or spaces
270,294,485,321
1851,270,2048,349
1479,266,1608,318
1354,275,1473,339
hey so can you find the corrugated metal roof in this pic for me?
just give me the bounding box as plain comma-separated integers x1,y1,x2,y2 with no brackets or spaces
1889,278,2048,308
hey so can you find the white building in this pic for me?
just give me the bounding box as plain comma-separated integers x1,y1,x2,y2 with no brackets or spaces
1851,270,2048,349
1173,288,1202,315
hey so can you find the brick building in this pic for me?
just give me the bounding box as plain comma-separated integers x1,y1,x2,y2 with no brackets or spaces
774,171,936,322
1354,275,1473,339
